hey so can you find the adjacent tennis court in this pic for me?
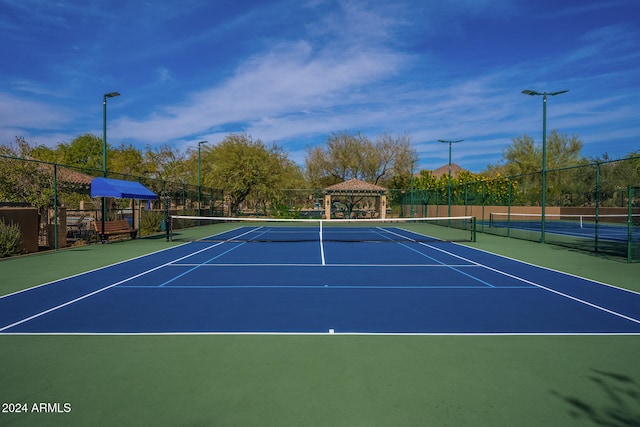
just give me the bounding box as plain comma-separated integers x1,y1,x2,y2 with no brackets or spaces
2,217,639,335
488,212,640,242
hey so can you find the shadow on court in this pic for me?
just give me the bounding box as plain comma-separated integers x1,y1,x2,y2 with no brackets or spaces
551,369,640,426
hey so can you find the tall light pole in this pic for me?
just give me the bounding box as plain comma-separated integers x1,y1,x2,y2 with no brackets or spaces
101,92,120,242
197,140,208,217
438,139,463,217
410,160,415,217
522,89,568,243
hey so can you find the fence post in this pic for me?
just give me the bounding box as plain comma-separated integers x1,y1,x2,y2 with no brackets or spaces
507,180,512,238
481,181,486,233
595,162,600,252
628,185,633,263
53,163,58,250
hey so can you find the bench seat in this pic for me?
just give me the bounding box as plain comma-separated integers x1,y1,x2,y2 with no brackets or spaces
94,219,138,240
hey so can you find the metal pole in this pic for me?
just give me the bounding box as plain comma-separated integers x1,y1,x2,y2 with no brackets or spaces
102,97,107,179
448,141,452,217
595,162,600,252
53,163,58,250
198,145,201,215
101,92,120,243
522,89,568,243
438,139,463,218
541,93,547,243
102,95,107,243
197,140,207,223
628,185,633,263
410,162,415,217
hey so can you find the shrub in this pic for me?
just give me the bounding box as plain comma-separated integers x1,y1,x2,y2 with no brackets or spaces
0,219,22,257
140,210,164,236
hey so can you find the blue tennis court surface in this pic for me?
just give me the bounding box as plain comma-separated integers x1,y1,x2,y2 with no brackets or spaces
489,220,639,242
1,225,639,334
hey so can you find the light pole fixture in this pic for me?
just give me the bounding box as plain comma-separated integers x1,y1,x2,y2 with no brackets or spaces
438,139,464,217
197,140,208,217
522,89,568,243
101,91,120,242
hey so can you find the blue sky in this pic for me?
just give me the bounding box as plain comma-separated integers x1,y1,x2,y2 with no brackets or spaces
1,0,639,173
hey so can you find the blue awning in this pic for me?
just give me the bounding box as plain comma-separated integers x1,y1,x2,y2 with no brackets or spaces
90,177,157,200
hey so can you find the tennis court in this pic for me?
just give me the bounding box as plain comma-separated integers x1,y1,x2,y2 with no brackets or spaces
488,212,640,242
2,219,640,426
2,217,639,335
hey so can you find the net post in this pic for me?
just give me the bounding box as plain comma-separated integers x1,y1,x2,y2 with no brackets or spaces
628,186,632,263
472,216,477,242
507,180,512,238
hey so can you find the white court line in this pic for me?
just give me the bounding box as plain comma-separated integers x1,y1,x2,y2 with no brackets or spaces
0,228,263,332
0,243,190,300
4,331,640,336
417,241,640,326
1,261,175,332
379,227,640,325
168,263,480,267
319,221,326,265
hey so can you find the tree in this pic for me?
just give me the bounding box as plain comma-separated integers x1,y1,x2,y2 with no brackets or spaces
110,143,147,178
577,152,640,207
0,137,56,211
200,134,304,215
410,168,520,211
487,130,583,175
305,131,417,188
143,144,189,187
485,130,585,205
56,134,104,171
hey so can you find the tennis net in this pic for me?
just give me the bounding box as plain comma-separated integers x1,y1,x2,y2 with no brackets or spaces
488,212,640,243
169,215,476,243
489,212,638,230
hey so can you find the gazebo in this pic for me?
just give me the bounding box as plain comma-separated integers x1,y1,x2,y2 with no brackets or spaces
323,178,387,220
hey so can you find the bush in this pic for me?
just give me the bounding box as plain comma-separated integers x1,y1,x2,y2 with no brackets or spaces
0,219,22,257
140,210,164,236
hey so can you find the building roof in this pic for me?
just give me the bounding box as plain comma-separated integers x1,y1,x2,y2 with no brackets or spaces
324,178,387,194
39,163,94,185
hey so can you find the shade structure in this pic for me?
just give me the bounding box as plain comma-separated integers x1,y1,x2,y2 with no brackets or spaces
91,177,157,200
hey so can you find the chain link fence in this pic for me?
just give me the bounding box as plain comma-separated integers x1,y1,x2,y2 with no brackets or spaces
2,154,638,262
400,157,640,262
0,154,223,252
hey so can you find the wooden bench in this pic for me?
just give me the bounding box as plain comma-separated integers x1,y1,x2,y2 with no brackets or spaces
94,219,138,240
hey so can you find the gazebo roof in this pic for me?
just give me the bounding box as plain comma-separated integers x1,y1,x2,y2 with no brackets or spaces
324,178,387,194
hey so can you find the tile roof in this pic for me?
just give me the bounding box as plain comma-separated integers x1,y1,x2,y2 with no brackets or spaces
39,163,94,184
324,178,387,193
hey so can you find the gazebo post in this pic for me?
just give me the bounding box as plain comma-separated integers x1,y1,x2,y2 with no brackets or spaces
323,178,388,221
324,194,332,220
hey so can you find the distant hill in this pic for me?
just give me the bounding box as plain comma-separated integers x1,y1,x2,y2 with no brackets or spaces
429,163,466,178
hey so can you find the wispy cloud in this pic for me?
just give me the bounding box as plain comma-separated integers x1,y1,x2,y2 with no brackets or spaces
0,0,638,172
111,2,410,143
